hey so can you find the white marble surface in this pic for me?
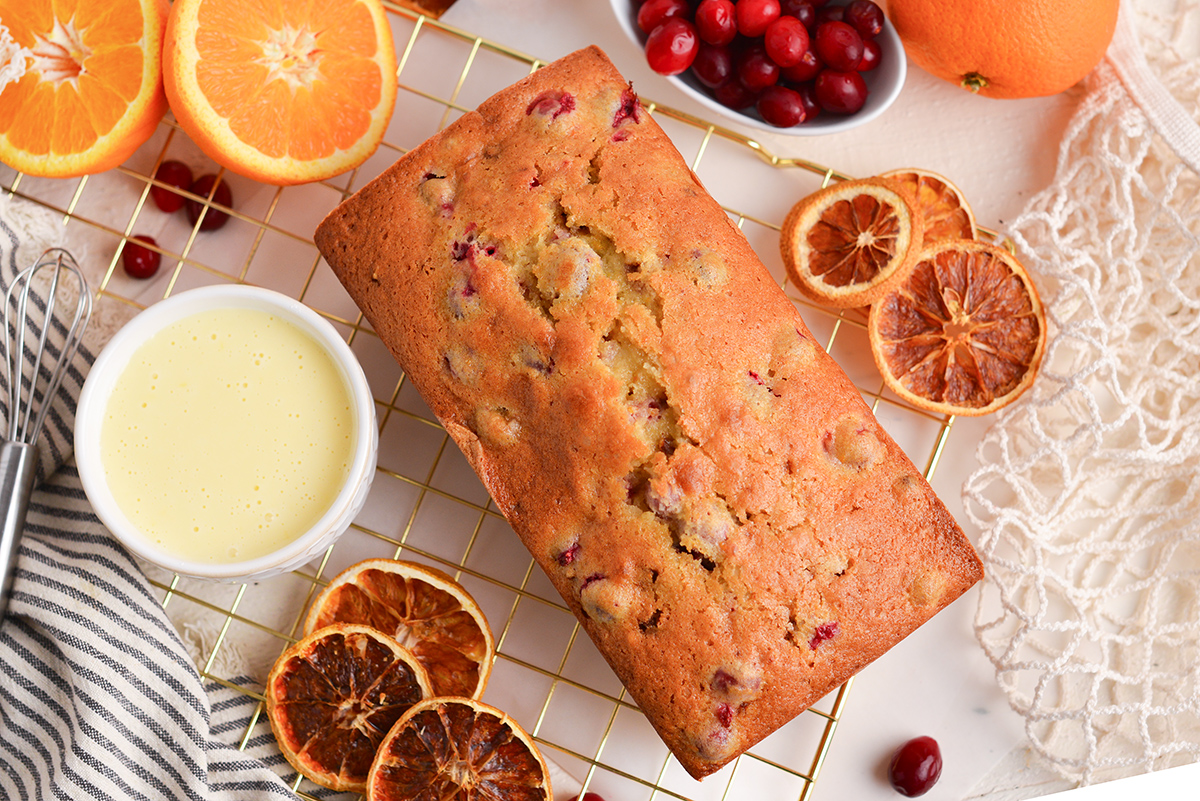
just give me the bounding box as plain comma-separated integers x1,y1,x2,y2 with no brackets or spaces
429,2,1087,800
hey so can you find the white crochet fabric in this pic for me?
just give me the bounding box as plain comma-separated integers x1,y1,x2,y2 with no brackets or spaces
965,0,1200,787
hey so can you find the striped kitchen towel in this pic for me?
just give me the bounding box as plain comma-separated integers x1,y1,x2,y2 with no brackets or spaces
0,196,301,800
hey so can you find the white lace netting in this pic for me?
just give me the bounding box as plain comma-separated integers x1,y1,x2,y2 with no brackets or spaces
964,0,1200,786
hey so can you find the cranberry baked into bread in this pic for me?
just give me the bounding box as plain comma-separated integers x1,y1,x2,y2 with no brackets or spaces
315,45,982,779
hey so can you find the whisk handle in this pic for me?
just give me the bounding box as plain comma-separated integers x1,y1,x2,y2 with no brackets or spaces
0,441,38,620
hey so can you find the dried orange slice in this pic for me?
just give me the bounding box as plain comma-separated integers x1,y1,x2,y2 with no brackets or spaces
366,697,552,801
305,559,495,700
781,177,925,308
265,624,432,793
881,168,977,242
0,0,169,177
162,0,397,185
868,239,1046,416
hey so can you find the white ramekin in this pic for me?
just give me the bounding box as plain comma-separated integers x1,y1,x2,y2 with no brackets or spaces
75,284,378,582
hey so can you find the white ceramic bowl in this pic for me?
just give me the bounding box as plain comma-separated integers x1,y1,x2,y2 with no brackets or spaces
75,285,378,582
608,0,906,136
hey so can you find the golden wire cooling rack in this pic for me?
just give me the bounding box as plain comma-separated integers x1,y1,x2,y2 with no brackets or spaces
0,5,965,800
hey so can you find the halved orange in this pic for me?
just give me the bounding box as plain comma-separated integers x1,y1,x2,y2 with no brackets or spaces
0,0,169,177
265,624,432,793
305,559,495,700
366,697,552,801
780,177,925,308
162,0,397,185
881,168,977,242
868,239,1046,416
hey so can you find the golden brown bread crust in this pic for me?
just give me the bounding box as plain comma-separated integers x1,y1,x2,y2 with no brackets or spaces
315,45,983,779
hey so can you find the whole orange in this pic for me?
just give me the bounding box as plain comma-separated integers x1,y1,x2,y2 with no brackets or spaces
887,0,1119,99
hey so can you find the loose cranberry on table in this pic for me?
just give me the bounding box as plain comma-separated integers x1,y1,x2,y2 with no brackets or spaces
186,174,233,231
122,235,161,279
645,17,699,76
888,735,943,797
566,793,606,801
150,160,193,213
734,0,781,37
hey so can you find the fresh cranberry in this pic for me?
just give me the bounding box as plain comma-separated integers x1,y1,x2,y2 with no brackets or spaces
858,37,881,71
566,794,607,801
691,43,734,88
888,736,943,797
122,235,161,279
780,47,822,82
713,78,758,109
186,174,233,231
645,17,699,76
763,16,809,67
756,85,806,127
150,160,193,213
814,68,868,113
815,3,844,23
734,0,780,37
794,80,821,119
779,0,816,28
735,43,779,92
637,0,689,33
844,0,884,39
814,20,863,70
694,0,738,45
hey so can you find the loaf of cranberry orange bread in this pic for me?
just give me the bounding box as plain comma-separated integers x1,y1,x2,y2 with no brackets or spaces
314,45,983,779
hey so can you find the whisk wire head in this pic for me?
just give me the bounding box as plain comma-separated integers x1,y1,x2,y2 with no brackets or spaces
4,248,93,446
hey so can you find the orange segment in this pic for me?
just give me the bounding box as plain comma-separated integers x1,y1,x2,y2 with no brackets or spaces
163,0,397,185
868,239,1046,416
366,697,552,801
0,0,168,177
881,168,977,242
780,177,925,308
305,559,495,700
265,624,432,793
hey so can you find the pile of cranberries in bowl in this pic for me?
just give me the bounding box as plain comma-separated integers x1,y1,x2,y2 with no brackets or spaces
629,0,897,130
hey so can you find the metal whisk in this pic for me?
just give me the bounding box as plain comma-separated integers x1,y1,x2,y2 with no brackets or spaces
1,248,92,618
